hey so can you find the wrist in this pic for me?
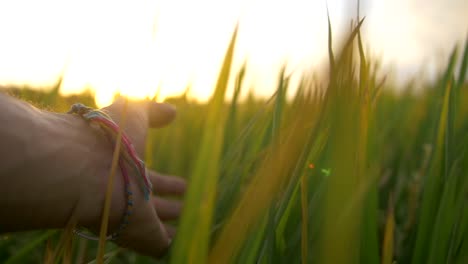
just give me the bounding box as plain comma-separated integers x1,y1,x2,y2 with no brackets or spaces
0,101,118,231
36,110,120,230
0,95,126,234
50,111,127,232
22,109,126,232
65,103,155,242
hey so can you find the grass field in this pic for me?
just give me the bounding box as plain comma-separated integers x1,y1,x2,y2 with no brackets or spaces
1,21,467,264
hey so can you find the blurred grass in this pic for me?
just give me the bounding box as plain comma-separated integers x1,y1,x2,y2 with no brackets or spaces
0,21,467,264
170,26,238,264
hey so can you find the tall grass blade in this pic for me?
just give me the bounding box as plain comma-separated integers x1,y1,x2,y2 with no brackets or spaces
170,26,238,264
4,230,57,264
209,111,315,263
412,47,458,264
428,160,461,264
327,6,335,72
242,214,269,264
456,36,468,89
97,98,129,263
300,173,308,264
319,19,368,264
381,195,395,264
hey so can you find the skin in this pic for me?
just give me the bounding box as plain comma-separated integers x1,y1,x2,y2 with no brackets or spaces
0,93,187,258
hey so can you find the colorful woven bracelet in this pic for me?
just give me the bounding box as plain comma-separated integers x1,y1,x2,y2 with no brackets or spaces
67,103,152,241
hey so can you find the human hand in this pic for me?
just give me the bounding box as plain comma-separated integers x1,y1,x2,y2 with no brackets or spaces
80,98,186,258
0,93,184,258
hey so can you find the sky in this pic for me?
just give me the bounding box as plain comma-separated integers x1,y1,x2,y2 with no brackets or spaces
0,0,466,107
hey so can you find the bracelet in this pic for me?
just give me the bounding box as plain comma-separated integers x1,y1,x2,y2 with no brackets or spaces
67,103,152,241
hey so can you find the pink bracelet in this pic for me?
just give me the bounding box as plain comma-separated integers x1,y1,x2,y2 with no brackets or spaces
68,103,152,241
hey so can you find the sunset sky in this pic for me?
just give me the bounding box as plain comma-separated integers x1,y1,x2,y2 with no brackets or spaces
0,0,466,106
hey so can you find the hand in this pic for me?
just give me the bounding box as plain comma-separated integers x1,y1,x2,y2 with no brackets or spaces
81,98,186,258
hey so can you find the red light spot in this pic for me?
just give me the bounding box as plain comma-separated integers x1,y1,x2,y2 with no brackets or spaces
308,163,315,169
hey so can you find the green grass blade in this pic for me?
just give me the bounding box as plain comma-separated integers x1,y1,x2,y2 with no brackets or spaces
209,109,317,263
381,195,395,264
4,230,57,264
326,6,335,72
428,160,462,264
235,213,269,264
456,36,468,89
170,25,238,264
222,62,246,155
412,47,459,264
300,173,308,264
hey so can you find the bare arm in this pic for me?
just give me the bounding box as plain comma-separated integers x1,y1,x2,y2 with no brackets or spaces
0,93,108,230
0,93,186,258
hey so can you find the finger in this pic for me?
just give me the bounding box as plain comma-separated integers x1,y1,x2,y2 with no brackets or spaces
149,170,187,196
101,97,148,128
117,204,171,258
164,224,177,239
102,98,176,128
153,197,183,221
148,102,176,128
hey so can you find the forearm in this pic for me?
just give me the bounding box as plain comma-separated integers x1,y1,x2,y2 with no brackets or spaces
0,93,123,232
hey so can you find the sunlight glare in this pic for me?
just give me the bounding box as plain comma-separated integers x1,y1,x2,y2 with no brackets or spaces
0,0,466,107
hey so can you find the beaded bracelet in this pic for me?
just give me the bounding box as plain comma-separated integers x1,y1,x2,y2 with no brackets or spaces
68,103,152,241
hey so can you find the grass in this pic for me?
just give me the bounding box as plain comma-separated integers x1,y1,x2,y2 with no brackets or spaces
1,20,467,264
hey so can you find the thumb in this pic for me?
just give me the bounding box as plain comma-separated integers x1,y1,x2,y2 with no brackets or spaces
102,98,176,128
147,102,176,128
